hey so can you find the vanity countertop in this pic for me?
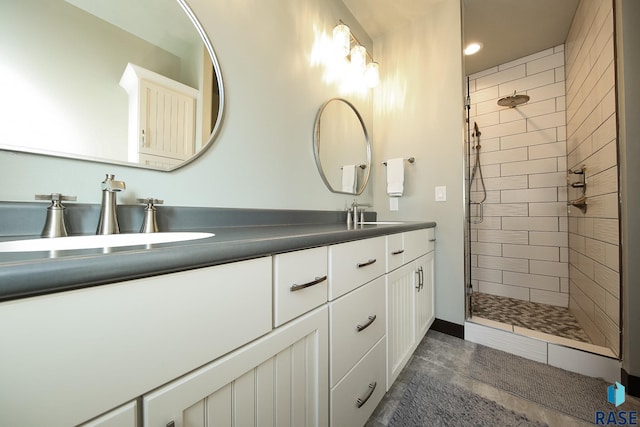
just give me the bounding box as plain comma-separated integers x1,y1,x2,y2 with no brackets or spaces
0,220,435,302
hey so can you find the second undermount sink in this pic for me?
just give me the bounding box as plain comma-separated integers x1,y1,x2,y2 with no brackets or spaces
0,232,215,253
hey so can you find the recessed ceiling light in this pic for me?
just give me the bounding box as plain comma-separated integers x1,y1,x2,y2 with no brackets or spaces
464,42,482,56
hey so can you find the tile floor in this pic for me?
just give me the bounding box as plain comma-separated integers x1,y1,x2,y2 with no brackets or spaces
365,330,639,427
471,292,591,343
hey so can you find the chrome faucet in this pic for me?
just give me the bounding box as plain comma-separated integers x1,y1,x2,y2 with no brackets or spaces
97,174,126,235
352,200,372,224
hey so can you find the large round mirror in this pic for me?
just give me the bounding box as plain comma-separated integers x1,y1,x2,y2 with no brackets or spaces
313,98,371,195
0,0,223,171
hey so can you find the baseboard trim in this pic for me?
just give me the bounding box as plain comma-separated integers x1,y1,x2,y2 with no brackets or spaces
622,369,640,398
431,318,464,339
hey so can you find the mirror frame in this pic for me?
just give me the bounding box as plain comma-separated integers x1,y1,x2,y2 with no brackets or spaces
313,98,371,195
0,0,225,172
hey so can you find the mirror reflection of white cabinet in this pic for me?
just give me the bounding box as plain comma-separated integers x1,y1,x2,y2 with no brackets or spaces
120,63,198,168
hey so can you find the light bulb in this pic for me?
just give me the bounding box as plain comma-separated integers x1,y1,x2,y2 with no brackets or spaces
365,62,379,87
333,24,351,57
350,45,366,73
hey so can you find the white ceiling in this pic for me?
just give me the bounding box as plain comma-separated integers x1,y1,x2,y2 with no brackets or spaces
342,0,580,75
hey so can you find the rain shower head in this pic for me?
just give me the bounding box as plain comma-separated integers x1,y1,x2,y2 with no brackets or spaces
497,91,530,108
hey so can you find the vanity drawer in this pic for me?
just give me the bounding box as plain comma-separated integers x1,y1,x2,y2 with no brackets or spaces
386,233,405,272
329,276,385,386
404,228,431,262
330,337,386,427
328,236,386,300
273,246,328,327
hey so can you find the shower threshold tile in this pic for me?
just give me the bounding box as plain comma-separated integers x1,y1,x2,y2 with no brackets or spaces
469,316,514,332
513,326,617,358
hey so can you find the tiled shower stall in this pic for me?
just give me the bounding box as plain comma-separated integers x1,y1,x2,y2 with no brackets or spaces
466,0,619,356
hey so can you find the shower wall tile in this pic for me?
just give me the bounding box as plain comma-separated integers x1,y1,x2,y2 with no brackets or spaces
477,230,528,244
530,260,569,278
529,231,568,247
529,171,566,188
503,244,559,262
478,255,529,273
527,52,565,75
500,70,555,97
500,47,554,71
501,128,557,150
481,120,527,140
503,271,559,292
529,141,567,160
475,64,526,91
528,82,566,102
593,263,619,296
471,242,502,257
479,147,527,165
482,203,528,217
501,188,557,203
527,111,566,131
478,281,530,301
502,217,558,231
499,99,556,123
501,158,558,176
469,45,569,307
483,175,528,190
530,289,569,307
592,219,618,245
529,202,567,217
472,267,503,283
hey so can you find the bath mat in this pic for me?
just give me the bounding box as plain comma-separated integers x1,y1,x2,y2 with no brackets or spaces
388,372,547,427
470,345,639,422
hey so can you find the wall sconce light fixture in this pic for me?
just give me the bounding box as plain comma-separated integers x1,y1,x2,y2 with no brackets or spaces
332,21,379,88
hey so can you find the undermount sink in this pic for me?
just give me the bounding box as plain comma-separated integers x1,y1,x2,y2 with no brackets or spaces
359,221,406,225
0,232,215,253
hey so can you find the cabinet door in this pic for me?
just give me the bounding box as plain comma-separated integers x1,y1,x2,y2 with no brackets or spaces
385,262,417,389
415,252,435,342
143,306,328,427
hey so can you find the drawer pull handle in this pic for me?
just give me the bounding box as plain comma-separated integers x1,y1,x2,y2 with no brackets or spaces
290,275,327,292
391,249,404,255
429,238,436,242
356,315,377,332
356,382,377,408
357,258,377,268
166,422,175,427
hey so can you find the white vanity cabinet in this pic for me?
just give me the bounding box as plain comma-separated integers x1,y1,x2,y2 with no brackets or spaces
0,257,272,427
386,228,436,388
143,306,328,427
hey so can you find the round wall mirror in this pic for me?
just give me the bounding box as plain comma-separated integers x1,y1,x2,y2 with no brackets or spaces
313,98,371,195
0,0,224,171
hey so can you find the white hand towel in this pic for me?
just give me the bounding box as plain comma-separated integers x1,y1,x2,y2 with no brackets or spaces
342,164,357,193
386,158,405,197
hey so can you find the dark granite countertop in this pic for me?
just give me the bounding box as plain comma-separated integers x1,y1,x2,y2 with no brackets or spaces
0,210,435,301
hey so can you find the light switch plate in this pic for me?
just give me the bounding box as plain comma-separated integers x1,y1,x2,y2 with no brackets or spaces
435,186,447,201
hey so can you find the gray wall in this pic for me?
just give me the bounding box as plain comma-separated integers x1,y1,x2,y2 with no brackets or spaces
371,1,466,325
616,0,640,382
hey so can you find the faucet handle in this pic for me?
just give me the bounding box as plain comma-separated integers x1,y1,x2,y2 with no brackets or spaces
35,193,77,203
137,198,164,207
137,198,163,233
35,193,77,238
